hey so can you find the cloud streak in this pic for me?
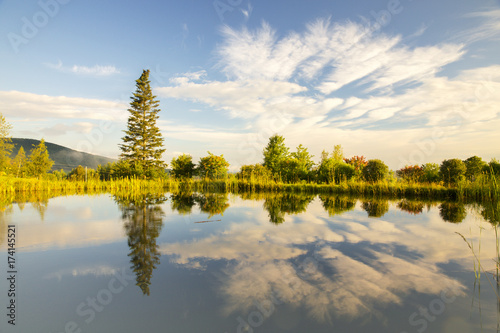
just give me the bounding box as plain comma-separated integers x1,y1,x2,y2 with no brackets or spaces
0,90,127,121
45,61,121,76
157,18,499,168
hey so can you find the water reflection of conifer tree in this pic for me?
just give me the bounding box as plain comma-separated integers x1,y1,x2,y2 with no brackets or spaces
319,195,357,216
439,202,466,223
116,193,167,296
31,199,49,221
263,193,314,224
361,199,389,218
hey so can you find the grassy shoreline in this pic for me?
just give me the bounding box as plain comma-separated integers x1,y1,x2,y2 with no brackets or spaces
0,175,498,202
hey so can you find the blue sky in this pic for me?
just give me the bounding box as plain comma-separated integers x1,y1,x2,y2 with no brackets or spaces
1,0,499,170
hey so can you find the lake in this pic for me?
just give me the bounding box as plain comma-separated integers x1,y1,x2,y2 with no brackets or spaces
1,192,499,333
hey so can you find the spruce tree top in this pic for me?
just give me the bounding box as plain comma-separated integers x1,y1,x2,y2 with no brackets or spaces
119,69,166,173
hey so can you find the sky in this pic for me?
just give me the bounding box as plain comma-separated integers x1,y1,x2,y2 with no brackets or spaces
0,0,499,171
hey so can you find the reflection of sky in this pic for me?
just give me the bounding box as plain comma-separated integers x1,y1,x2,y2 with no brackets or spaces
44,264,119,281
0,194,499,332
161,198,496,323
6,195,126,252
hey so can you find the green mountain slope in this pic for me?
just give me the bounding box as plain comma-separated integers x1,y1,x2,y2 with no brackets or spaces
10,138,117,172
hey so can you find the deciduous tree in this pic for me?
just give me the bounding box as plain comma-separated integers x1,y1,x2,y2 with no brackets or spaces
362,159,388,182
238,163,272,181
344,155,368,180
463,156,487,181
421,163,440,183
263,134,289,177
197,152,229,180
440,158,466,186
396,165,423,183
170,154,195,179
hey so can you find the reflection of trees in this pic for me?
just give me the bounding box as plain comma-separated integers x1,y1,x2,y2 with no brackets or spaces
238,192,268,201
169,192,229,218
397,199,425,215
319,195,357,216
195,192,229,218
361,199,389,218
1,192,52,221
439,202,467,223
263,193,315,224
31,199,49,221
480,200,500,225
115,193,167,296
170,192,197,215
0,204,13,247
8,192,50,220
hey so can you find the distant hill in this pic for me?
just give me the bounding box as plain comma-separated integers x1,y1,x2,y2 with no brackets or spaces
10,138,117,173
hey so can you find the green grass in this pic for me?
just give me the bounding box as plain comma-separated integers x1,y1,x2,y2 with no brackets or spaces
0,173,498,203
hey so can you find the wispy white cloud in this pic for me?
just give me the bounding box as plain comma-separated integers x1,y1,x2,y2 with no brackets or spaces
240,3,253,21
45,61,121,76
214,19,464,94
458,9,500,43
0,90,127,121
158,78,315,118
410,23,427,38
157,18,500,168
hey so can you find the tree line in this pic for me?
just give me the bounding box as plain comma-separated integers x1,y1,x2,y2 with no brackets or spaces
0,116,55,179
0,69,498,186
236,134,500,186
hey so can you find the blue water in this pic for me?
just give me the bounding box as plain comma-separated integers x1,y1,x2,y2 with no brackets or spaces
0,193,498,333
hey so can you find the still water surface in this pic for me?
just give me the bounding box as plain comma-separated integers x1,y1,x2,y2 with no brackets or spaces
0,192,499,333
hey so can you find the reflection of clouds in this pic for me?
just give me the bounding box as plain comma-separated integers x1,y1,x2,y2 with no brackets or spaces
19,218,124,252
161,216,344,265
160,199,482,321
5,195,126,252
215,245,464,322
44,265,119,281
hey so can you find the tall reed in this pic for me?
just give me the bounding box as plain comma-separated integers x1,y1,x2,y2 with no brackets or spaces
1,172,498,202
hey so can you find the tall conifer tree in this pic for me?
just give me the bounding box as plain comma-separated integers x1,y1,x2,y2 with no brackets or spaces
120,69,166,177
